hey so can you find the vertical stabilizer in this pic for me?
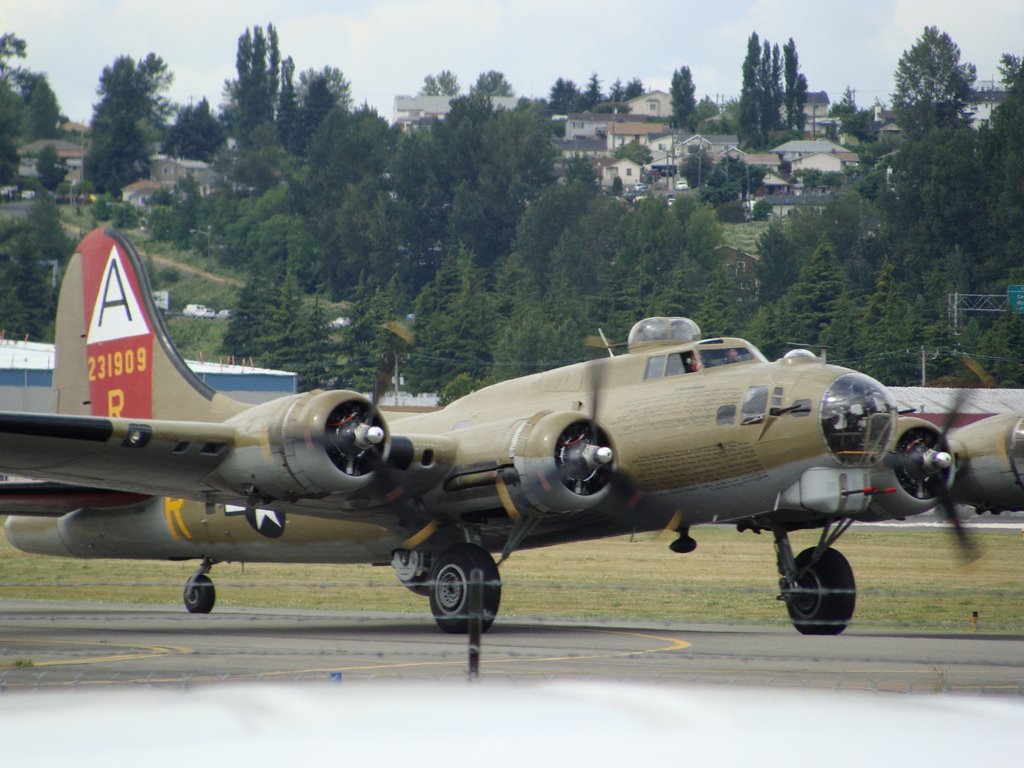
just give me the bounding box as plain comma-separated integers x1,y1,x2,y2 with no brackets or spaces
53,228,246,421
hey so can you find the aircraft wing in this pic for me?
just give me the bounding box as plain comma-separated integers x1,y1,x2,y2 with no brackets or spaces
0,480,151,516
0,411,237,498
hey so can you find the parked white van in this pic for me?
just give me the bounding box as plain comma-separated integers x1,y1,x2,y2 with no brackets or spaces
183,304,216,319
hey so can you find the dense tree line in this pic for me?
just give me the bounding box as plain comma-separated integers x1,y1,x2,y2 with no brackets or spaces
3,24,1024,393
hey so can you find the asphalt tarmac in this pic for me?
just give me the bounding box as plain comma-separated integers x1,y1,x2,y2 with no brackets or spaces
2,599,1022,694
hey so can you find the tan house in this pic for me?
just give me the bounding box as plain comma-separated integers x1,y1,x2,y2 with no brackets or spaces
598,157,643,189
803,91,831,136
626,90,672,119
790,151,845,174
607,121,660,151
17,138,87,185
150,155,220,195
121,179,163,207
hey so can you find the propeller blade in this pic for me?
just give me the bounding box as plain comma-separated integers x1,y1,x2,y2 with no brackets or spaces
935,388,978,561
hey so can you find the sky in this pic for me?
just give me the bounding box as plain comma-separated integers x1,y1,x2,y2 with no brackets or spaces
4,1,1022,124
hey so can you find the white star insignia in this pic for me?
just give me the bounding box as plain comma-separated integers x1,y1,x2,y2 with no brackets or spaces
254,508,283,529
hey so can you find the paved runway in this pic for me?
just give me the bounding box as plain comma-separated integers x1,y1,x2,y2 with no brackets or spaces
2,600,1022,693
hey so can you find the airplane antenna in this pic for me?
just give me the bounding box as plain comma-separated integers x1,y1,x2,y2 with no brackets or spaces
598,328,614,358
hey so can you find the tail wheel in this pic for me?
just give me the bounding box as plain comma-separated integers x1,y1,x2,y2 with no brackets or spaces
785,548,855,636
428,543,501,634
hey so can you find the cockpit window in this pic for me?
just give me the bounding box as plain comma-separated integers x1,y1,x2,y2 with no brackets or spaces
820,373,896,466
701,347,755,367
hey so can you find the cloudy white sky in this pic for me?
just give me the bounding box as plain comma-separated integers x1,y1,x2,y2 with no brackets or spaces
5,1,1022,123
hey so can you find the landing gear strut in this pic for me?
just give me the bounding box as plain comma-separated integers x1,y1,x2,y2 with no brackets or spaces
427,543,501,635
184,558,217,614
772,522,856,635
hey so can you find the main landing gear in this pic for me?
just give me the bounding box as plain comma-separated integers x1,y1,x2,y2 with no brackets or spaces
772,521,856,635
183,558,217,614
393,543,502,634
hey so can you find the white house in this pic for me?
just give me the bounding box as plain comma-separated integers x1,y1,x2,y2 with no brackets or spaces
393,94,519,131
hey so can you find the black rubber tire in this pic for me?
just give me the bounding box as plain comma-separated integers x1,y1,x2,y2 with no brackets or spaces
428,543,501,634
786,547,855,636
184,574,216,614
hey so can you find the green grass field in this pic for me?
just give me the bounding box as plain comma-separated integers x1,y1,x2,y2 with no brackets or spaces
2,521,1022,633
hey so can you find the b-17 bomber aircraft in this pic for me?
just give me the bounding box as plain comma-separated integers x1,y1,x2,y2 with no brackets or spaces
2,228,1023,634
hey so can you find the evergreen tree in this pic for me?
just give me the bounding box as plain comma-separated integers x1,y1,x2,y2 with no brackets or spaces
224,24,281,147
738,32,762,145
776,240,845,350
893,26,977,137
976,54,1024,287
548,77,580,114
856,258,919,384
0,80,19,185
579,73,603,111
276,57,300,154
35,144,65,191
223,271,276,360
422,70,460,97
623,78,644,100
470,70,514,97
782,38,808,131
163,97,225,161
978,311,1024,387
23,73,61,139
756,41,783,143
292,295,334,390
87,54,173,193
669,66,696,130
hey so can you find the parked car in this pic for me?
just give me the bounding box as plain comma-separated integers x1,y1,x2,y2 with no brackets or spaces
216,309,234,320
674,179,689,191
183,303,216,319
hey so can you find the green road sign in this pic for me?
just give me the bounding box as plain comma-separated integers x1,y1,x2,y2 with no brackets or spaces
1009,285,1024,313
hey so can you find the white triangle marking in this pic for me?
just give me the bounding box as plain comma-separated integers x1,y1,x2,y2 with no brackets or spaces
86,245,150,344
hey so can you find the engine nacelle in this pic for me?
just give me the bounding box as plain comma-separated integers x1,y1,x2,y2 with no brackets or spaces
949,413,1024,512
211,390,387,500
506,411,614,514
866,416,953,520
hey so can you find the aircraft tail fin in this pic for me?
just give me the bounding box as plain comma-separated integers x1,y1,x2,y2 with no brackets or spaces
53,227,246,421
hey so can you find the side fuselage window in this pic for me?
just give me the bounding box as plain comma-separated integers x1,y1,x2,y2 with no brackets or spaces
644,354,666,380
741,385,769,424
717,404,736,425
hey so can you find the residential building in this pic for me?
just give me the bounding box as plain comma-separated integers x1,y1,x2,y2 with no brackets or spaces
770,139,847,164
121,179,163,207
565,112,668,141
16,138,86,185
678,133,741,159
790,151,846,174
967,81,1007,129
393,94,519,131
597,157,642,189
626,90,672,119
803,91,831,136
150,155,220,195
762,192,835,218
552,137,608,160
607,120,660,151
